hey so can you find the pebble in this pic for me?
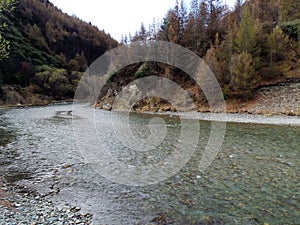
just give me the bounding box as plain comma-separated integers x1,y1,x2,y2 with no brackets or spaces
0,186,93,224
251,82,300,115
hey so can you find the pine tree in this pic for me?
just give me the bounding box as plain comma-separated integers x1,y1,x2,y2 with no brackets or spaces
131,23,148,44
234,0,243,25
157,17,170,42
266,25,295,78
196,0,209,56
231,52,256,94
159,6,181,44
179,0,188,44
205,32,234,84
183,12,196,50
190,0,199,19
235,4,256,54
75,52,88,71
207,0,225,42
0,0,15,93
279,0,300,22
205,33,222,81
250,0,279,26
139,23,148,44
148,18,158,41
0,0,15,60
26,24,49,51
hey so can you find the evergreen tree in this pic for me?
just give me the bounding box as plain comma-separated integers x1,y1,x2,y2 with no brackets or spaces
195,0,209,56
183,12,196,50
179,0,188,44
234,3,256,54
0,0,15,60
0,0,15,93
25,24,49,51
158,6,181,44
266,25,295,78
157,17,170,42
139,23,148,44
75,52,88,71
231,52,256,95
207,0,225,42
279,0,300,22
234,0,243,25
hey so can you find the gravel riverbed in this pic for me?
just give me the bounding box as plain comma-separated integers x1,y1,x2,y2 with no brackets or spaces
0,180,93,225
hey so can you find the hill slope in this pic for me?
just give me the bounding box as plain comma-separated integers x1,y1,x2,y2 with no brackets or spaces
96,0,300,115
0,0,118,104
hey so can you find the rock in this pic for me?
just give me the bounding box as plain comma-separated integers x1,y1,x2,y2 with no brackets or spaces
14,203,22,207
71,206,81,212
102,102,112,110
0,188,93,225
106,88,113,98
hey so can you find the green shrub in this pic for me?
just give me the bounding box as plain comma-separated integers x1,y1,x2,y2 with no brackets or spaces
134,63,149,78
280,19,300,41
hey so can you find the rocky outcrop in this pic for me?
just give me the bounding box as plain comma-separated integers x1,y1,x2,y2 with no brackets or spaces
96,81,300,116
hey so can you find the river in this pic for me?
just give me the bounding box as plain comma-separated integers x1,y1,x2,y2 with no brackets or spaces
0,104,299,224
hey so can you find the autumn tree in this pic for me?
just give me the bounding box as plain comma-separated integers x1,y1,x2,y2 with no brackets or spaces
230,52,256,95
279,0,300,23
205,33,222,82
266,25,295,79
157,17,171,42
184,0,209,56
234,0,243,25
26,23,49,51
179,0,188,44
75,52,88,71
34,66,73,97
0,0,15,60
205,28,236,87
166,3,181,44
196,0,209,55
207,0,226,43
234,4,256,54
249,0,279,28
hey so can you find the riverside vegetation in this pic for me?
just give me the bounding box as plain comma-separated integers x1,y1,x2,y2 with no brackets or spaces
0,0,118,105
97,0,300,115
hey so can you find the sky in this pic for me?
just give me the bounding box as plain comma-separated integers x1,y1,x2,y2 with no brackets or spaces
50,0,236,42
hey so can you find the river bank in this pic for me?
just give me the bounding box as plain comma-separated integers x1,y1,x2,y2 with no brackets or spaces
96,80,300,116
2,80,300,117
0,85,73,108
224,81,300,116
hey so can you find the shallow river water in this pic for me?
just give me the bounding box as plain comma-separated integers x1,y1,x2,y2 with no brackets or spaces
0,104,299,224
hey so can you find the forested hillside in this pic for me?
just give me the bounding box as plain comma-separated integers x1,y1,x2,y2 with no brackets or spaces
0,0,299,108
0,0,118,103
98,0,300,111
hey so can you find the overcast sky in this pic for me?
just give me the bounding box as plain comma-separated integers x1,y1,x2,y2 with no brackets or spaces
50,0,236,41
